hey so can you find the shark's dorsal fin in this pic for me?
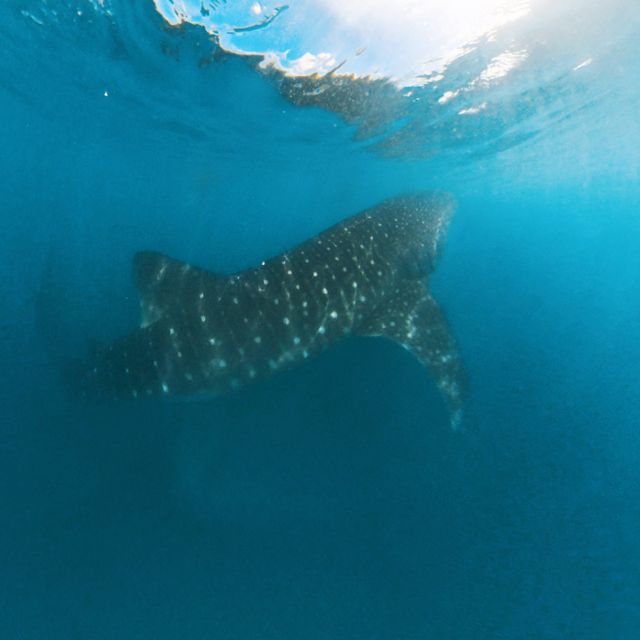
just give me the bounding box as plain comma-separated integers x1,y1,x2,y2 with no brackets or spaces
357,280,465,428
132,251,226,327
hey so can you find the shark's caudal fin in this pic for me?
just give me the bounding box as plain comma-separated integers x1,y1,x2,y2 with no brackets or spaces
132,251,226,327
357,280,465,429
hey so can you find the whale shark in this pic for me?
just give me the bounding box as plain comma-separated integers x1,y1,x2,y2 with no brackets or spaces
79,193,465,426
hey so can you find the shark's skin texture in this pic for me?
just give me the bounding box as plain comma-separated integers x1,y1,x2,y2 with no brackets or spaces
81,193,465,426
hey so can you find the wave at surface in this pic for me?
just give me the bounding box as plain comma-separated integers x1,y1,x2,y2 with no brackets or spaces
150,0,640,165
3,0,638,168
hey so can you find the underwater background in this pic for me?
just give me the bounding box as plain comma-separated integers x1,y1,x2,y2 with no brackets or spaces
1,0,639,637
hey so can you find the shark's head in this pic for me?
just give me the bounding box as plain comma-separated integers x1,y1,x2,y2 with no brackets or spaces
364,192,455,280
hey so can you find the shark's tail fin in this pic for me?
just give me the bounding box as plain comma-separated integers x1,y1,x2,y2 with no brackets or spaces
357,280,466,428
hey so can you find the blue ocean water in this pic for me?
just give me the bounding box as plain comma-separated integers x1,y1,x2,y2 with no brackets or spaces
1,1,639,638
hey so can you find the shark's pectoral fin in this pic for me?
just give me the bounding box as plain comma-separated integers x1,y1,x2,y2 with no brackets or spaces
357,281,466,428
132,251,225,327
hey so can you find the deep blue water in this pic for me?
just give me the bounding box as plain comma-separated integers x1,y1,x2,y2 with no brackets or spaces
1,1,639,638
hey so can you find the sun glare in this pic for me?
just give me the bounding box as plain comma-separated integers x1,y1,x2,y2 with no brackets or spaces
154,0,532,83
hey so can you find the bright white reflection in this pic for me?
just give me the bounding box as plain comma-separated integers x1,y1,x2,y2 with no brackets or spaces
311,0,531,80
478,49,529,83
153,0,531,84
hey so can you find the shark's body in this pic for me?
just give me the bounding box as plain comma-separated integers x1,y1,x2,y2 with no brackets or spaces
81,193,465,425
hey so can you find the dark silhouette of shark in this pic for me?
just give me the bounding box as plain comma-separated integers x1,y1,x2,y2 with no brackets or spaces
81,193,465,427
